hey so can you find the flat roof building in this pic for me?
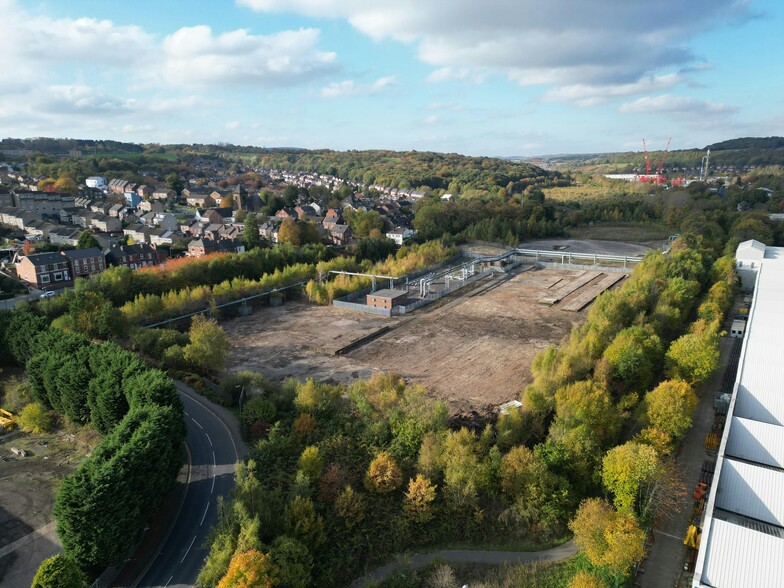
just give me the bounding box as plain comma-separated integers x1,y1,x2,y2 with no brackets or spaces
366,288,408,310
692,241,784,587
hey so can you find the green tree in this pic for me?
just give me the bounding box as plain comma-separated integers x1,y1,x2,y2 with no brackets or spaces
269,536,312,588
297,446,323,482
284,496,325,549
602,326,663,394
334,485,366,529
165,173,184,195
551,380,619,446
601,441,659,512
183,315,230,374
243,213,262,250
31,554,86,588
644,380,698,441
77,231,100,249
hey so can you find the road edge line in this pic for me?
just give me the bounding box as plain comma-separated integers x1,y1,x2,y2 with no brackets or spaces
176,382,242,462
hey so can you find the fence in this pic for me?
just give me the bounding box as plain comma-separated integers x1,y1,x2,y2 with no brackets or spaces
332,299,392,316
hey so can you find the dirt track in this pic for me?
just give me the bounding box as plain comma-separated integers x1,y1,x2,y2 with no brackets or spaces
225,266,597,413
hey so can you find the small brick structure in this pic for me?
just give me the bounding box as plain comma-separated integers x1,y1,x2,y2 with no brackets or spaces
366,288,408,310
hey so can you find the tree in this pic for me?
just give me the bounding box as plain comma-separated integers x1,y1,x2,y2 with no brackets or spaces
334,485,366,528
569,498,646,577
217,550,278,588
403,474,437,523
31,554,85,588
644,380,698,441
77,231,100,249
297,446,323,482
183,314,230,374
568,571,608,588
243,213,261,250
601,326,663,394
552,380,619,446
18,402,55,433
269,536,312,588
665,330,720,384
601,441,659,512
165,173,184,195
364,451,403,494
284,496,325,549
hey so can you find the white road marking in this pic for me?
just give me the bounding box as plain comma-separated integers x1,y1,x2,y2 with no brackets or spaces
184,411,189,416
200,502,209,526
205,432,213,446
191,417,204,430
164,575,173,587
181,535,197,563
211,474,216,494
213,451,216,466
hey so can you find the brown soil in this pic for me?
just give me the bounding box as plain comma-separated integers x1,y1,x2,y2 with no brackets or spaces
225,266,596,414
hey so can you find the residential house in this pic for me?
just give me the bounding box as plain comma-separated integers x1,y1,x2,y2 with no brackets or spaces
185,193,217,208
295,205,318,221
275,207,297,220
187,237,245,258
137,185,154,198
90,214,122,233
198,207,234,225
49,227,82,247
385,227,414,245
89,202,111,215
148,229,182,247
85,176,107,189
153,187,176,200
108,204,124,218
138,200,164,213
322,208,343,229
328,224,353,246
15,192,75,216
16,251,73,288
62,248,106,280
123,224,153,244
259,220,280,244
124,191,142,207
105,243,163,269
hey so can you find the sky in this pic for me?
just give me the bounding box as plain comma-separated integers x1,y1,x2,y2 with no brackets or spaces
1,0,782,156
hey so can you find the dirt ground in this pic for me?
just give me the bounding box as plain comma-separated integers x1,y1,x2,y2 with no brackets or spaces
0,426,95,584
225,265,606,414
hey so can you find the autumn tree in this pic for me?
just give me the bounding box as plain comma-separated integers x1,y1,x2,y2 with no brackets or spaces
403,474,437,523
31,554,85,588
644,380,698,441
18,402,55,434
569,498,646,577
284,496,325,549
183,314,230,374
551,380,619,446
335,485,366,528
602,326,663,394
568,571,608,588
602,441,659,512
665,330,720,384
269,536,312,588
297,446,323,482
364,451,403,494
217,550,278,588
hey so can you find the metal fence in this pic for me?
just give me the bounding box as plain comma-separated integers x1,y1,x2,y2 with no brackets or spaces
332,300,392,316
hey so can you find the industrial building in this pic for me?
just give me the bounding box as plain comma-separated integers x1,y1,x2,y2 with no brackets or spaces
366,289,408,310
692,240,784,587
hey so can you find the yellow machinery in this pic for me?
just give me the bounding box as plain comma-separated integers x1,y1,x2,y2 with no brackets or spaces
0,408,15,431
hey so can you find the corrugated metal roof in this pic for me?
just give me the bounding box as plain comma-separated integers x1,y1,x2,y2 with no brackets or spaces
725,417,784,469
702,518,784,587
715,459,784,526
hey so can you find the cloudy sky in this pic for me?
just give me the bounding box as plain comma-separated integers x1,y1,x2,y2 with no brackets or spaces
1,0,782,156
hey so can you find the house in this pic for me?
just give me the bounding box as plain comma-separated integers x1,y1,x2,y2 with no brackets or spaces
186,193,217,208
105,243,163,270
148,229,182,247
152,188,176,200
62,248,106,280
322,208,343,229
259,220,280,244
16,252,73,288
385,227,414,245
15,192,75,215
366,289,408,310
138,200,164,213
124,191,142,207
85,176,107,189
295,205,317,221
137,185,154,198
49,227,82,247
328,224,353,246
123,224,153,244
108,204,124,218
90,214,122,233
198,207,234,225
187,237,245,258
275,207,297,220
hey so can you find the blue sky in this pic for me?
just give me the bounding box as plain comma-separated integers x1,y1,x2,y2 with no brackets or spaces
1,0,782,156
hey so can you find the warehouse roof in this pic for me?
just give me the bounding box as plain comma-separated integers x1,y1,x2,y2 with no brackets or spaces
693,242,784,587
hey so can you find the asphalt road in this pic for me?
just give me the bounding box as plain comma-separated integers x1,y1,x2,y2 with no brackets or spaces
137,385,243,588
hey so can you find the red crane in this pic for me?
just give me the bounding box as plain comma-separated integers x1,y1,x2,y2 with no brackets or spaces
642,138,651,179
656,137,672,179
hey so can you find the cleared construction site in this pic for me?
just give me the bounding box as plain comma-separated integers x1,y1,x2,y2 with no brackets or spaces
224,245,639,414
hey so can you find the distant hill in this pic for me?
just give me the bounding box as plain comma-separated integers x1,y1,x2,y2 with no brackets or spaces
704,137,784,151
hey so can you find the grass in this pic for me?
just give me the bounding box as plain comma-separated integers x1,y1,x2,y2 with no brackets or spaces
567,223,672,242
544,185,616,202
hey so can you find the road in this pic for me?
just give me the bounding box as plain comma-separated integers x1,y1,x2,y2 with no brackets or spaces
137,383,245,588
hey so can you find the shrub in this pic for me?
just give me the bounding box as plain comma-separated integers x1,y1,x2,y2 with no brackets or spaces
18,402,55,434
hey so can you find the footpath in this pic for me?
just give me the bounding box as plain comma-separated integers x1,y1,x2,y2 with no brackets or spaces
350,541,578,588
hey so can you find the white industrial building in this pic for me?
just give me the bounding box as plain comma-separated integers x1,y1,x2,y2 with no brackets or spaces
692,240,784,587
85,176,107,189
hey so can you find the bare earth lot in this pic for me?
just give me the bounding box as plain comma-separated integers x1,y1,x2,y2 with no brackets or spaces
225,266,600,413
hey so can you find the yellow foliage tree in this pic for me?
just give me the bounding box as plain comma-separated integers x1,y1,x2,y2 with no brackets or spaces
364,451,403,494
403,474,437,523
602,441,659,512
335,485,366,528
217,550,278,588
568,571,608,588
644,380,698,441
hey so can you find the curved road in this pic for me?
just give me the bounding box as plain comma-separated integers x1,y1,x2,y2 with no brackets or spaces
349,541,578,588
137,383,246,588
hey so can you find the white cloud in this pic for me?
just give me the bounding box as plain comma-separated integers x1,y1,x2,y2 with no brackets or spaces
543,73,684,107
240,0,750,99
159,25,336,87
619,95,738,115
422,115,439,125
320,75,396,98
226,121,241,129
